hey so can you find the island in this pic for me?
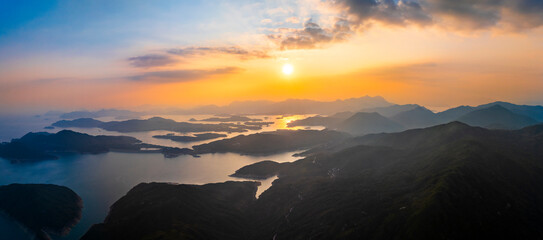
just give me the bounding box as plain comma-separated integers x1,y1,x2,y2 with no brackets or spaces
83,122,543,239
229,160,287,180
153,133,227,142
51,117,262,133
192,129,350,155
0,184,83,240
0,130,194,163
197,115,262,122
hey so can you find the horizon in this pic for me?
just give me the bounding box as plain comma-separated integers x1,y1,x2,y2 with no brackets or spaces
3,95,543,116
2,0,543,113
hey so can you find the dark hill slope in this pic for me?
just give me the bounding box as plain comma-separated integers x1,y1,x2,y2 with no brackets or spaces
0,184,83,240
336,112,404,135
82,122,543,240
457,105,538,129
391,106,439,129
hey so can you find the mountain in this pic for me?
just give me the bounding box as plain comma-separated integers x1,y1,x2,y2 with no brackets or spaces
336,112,405,136
0,184,83,240
436,105,475,123
457,105,538,129
82,122,543,239
170,96,392,115
391,106,439,128
360,104,420,117
475,101,543,122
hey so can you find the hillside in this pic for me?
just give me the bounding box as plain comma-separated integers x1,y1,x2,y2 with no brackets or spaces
457,105,538,129
336,112,404,135
82,122,543,239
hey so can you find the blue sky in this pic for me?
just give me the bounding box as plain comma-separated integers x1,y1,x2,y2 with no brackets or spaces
1,0,543,112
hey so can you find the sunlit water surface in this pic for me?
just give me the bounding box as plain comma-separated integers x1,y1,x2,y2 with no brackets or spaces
0,114,321,239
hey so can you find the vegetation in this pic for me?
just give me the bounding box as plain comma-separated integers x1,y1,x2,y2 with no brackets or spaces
83,122,543,239
0,184,83,240
192,129,350,155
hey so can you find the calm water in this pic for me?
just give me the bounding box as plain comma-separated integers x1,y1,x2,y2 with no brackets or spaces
0,114,317,240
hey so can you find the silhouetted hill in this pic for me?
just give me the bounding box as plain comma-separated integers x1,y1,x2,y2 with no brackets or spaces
436,105,475,123
197,115,262,122
360,104,420,117
476,101,543,122
286,115,344,128
52,117,260,133
170,96,392,115
192,129,350,155
83,122,543,239
0,130,193,162
286,111,355,128
0,184,83,240
153,133,227,142
457,105,538,129
391,106,439,128
336,112,405,135
81,182,259,240
230,160,287,180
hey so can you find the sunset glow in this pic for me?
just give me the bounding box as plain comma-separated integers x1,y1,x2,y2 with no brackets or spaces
0,1,543,112
282,64,294,75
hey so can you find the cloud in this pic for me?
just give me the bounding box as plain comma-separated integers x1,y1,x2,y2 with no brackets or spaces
285,17,300,23
267,0,543,50
269,19,352,50
334,0,543,30
127,54,177,68
130,67,244,83
167,46,270,60
337,0,432,26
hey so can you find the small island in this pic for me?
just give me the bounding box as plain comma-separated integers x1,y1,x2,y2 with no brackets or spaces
0,184,83,240
198,115,262,122
51,117,261,133
153,133,227,142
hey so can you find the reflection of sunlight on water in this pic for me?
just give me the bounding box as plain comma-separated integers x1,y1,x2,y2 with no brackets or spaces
275,115,312,130
256,175,278,198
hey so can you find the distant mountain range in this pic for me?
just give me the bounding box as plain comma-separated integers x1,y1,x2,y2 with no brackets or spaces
288,100,543,135
51,96,392,118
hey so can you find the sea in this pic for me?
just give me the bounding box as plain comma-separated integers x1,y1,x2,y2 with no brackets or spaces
0,113,322,240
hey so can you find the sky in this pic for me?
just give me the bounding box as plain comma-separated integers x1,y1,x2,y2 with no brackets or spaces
1,0,543,113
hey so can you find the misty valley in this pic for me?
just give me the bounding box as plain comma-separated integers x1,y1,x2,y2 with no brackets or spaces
2,97,543,239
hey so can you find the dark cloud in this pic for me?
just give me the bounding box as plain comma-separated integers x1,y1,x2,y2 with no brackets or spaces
270,19,352,50
130,67,244,83
127,54,177,68
335,0,543,30
338,0,432,26
167,46,270,59
271,0,543,50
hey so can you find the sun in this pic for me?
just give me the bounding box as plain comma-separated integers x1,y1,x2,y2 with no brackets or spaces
282,64,294,75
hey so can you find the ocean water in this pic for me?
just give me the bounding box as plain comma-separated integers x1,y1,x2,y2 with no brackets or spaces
0,114,319,239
